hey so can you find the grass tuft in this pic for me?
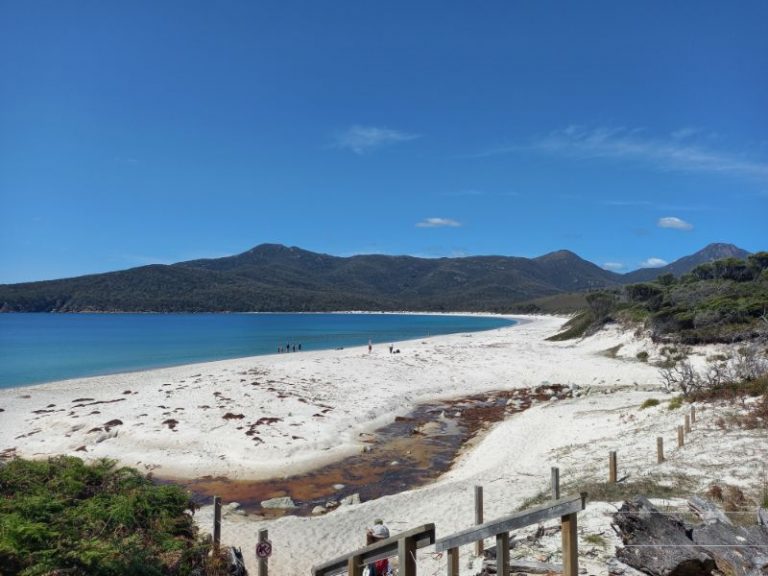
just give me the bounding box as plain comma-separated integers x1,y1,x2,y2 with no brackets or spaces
668,396,684,410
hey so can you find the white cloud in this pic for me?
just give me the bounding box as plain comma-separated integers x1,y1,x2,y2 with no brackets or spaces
416,217,462,228
641,257,668,268
525,126,768,182
332,125,420,154
657,216,693,231
603,262,625,271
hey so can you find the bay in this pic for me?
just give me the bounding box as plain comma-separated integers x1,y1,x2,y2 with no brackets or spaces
0,313,514,389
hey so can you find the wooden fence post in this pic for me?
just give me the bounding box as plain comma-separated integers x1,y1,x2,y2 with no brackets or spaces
561,512,578,576
474,485,484,556
496,532,510,576
213,496,221,550
347,554,363,576
677,425,684,448
398,535,417,576
685,414,691,433
609,451,617,483
551,467,560,500
447,547,460,576
258,528,269,576
691,406,696,424
657,437,664,463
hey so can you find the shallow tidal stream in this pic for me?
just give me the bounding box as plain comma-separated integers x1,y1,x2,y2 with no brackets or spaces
165,385,570,516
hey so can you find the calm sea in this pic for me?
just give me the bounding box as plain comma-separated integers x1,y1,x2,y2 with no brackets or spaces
0,313,515,389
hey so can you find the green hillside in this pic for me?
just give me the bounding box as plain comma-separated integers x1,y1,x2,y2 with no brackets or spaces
550,253,768,344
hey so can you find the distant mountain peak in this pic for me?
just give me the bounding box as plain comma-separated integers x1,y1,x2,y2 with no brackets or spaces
696,243,747,257
535,249,581,260
622,242,751,283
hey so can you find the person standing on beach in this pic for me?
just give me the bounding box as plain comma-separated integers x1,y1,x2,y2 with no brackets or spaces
368,339,372,353
365,519,390,575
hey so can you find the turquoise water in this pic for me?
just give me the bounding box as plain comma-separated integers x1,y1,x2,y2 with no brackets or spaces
0,313,515,389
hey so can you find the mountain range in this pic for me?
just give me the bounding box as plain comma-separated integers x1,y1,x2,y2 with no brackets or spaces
0,243,751,313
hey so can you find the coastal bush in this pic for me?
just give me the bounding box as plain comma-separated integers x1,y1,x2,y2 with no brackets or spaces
640,398,660,409
636,351,649,362
0,456,222,576
546,311,593,341
547,255,767,345
660,344,768,399
668,397,684,410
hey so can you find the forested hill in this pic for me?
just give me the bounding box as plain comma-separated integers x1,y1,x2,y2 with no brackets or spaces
0,243,752,313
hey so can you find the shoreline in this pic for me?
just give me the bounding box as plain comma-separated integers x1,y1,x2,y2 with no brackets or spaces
0,314,652,482
0,314,548,480
0,310,518,390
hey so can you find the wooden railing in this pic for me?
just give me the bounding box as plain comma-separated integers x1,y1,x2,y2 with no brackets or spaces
311,523,435,576
434,493,587,576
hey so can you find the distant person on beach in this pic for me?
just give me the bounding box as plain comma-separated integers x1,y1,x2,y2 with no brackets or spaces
298,343,302,351
368,339,372,353
389,344,393,354
366,519,390,575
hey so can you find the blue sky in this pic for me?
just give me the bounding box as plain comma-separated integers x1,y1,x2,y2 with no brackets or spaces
1,1,766,284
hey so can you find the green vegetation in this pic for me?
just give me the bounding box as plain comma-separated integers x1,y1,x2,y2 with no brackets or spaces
668,396,684,410
509,292,588,315
583,534,607,548
546,311,593,341
517,473,696,510
550,253,768,345
2,243,761,317
0,457,223,576
636,351,649,362
0,244,620,313
640,398,660,409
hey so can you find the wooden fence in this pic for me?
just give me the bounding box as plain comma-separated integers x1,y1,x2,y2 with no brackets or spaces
311,523,436,576
434,493,586,576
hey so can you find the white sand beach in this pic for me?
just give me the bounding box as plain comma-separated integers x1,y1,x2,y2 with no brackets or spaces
1,314,765,575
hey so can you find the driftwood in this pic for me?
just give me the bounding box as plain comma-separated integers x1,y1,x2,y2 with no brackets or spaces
606,557,652,576
613,496,714,575
691,523,768,576
483,558,562,574
614,496,768,576
688,495,733,525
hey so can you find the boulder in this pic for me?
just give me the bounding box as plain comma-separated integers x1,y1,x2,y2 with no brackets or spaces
340,493,361,506
260,496,296,509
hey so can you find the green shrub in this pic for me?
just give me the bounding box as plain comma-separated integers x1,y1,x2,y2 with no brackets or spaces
547,311,593,341
0,457,215,576
636,351,649,362
640,398,660,409
668,396,684,410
